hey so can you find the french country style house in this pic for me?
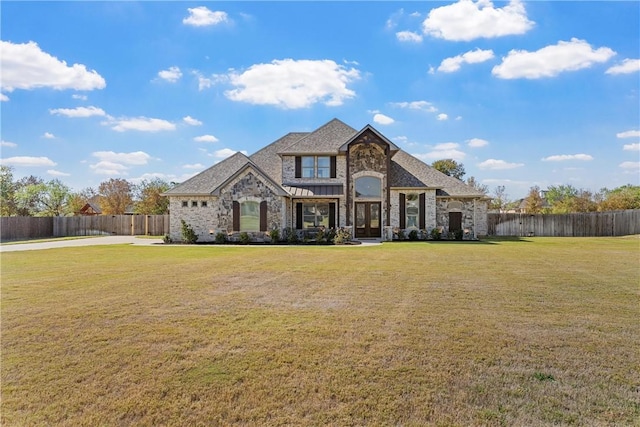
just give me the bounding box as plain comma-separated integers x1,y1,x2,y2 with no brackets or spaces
163,119,489,242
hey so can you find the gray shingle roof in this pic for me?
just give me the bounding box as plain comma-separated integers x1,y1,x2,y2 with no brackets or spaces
163,152,253,195
390,151,486,197
278,118,357,154
249,132,307,184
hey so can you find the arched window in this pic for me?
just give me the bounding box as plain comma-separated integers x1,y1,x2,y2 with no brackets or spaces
240,201,259,231
355,176,381,198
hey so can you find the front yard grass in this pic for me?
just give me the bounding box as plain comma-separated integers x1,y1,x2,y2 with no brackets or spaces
2,237,638,426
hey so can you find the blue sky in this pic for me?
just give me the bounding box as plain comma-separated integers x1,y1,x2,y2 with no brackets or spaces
1,1,638,199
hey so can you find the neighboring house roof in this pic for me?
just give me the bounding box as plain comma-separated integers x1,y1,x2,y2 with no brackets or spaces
164,119,486,199
78,202,102,215
278,118,358,155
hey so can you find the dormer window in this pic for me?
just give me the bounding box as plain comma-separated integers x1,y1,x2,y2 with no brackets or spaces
295,156,336,178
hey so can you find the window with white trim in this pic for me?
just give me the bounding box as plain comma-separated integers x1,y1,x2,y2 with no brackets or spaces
240,201,260,231
302,203,330,228
406,193,419,228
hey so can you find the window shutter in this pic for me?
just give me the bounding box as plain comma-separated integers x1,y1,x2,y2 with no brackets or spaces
399,193,406,229
295,156,301,178
260,201,267,232
232,201,240,231
296,203,303,229
329,202,336,228
419,193,426,229
330,156,337,178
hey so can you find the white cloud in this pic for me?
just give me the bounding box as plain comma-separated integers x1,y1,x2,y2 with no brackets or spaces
183,116,202,126
0,156,56,167
390,100,438,113
194,134,219,143
1,93,9,101
92,151,151,165
478,158,524,169
105,117,176,132
436,113,448,121
541,154,594,162
157,66,182,83
0,40,105,92
423,0,534,41
605,58,640,75
223,59,360,109
43,132,56,139
623,143,640,151
492,38,615,79
183,163,205,169
617,130,640,138
619,161,640,169
414,142,466,161
434,142,459,150
373,113,395,125
396,31,423,43
49,106,106,117
1,140,17,148
90,161,129,175
467,138,489,148
438,48,494,73
183,6,229,27
213,148,246,159
47,169,71,177
72,94,87,101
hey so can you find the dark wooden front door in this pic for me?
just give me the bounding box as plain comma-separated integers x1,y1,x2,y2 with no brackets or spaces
449,211,462,232
355,202,381,238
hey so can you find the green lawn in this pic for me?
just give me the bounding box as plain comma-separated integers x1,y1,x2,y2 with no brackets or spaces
2,238,639,426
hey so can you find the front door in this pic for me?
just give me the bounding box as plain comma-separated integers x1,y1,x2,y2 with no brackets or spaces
355,202,381,238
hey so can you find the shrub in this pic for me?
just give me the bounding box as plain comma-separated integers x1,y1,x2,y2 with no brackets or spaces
239,232,250,245
215,232,227,244
285,228,299,244
408,229,419,241
162,234,173,244
454,229,464,240
430,228,442,241
269,228,280,243
333,227,352,244
395,229,405,241
180,220,198,244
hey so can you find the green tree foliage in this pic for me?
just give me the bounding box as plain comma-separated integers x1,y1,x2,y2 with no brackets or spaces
12,178,71,216
14,175,45,216
67,188,98,215
599,185,640,211
134,178,170,214
0,166,17,216
98,178,133,215
431,159,465,180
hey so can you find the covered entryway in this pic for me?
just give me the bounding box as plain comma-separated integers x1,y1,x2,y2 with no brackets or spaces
355,202,381,238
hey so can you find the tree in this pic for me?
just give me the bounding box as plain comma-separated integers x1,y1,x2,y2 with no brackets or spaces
134,178,171,214
98,178,133,215
0,166,17,216
13,179,72,216
465,176,488,194
599,184,640,211
431,159,465,180
14,175,45,216
489,185,509,212
545,185,578,213
523,185,544,214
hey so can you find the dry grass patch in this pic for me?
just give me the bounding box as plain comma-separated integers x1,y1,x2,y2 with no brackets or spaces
2,238,639,426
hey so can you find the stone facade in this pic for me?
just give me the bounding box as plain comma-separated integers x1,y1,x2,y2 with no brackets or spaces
435,198,488,239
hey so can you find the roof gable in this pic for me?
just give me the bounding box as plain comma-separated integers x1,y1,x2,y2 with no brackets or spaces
277,118,357,155
339,124,401,152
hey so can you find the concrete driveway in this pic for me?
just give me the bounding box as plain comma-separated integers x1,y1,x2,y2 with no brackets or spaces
0,236,164,252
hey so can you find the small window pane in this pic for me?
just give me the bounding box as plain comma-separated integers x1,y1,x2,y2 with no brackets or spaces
317,157,330,167
191,201,198,207
201,201,207,207
182,201,188,207
302,156,314,167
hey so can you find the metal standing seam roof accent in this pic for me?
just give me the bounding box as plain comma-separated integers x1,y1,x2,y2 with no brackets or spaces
282,184,344,197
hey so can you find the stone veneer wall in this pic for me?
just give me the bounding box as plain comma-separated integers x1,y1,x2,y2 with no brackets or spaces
348,141,388,227
389,189,437,233
169,170,285,242
435,198,487,239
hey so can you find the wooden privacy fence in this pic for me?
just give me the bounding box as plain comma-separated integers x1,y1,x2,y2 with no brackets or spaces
0,217,54,241
0,215,170,241
487,210,640,237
